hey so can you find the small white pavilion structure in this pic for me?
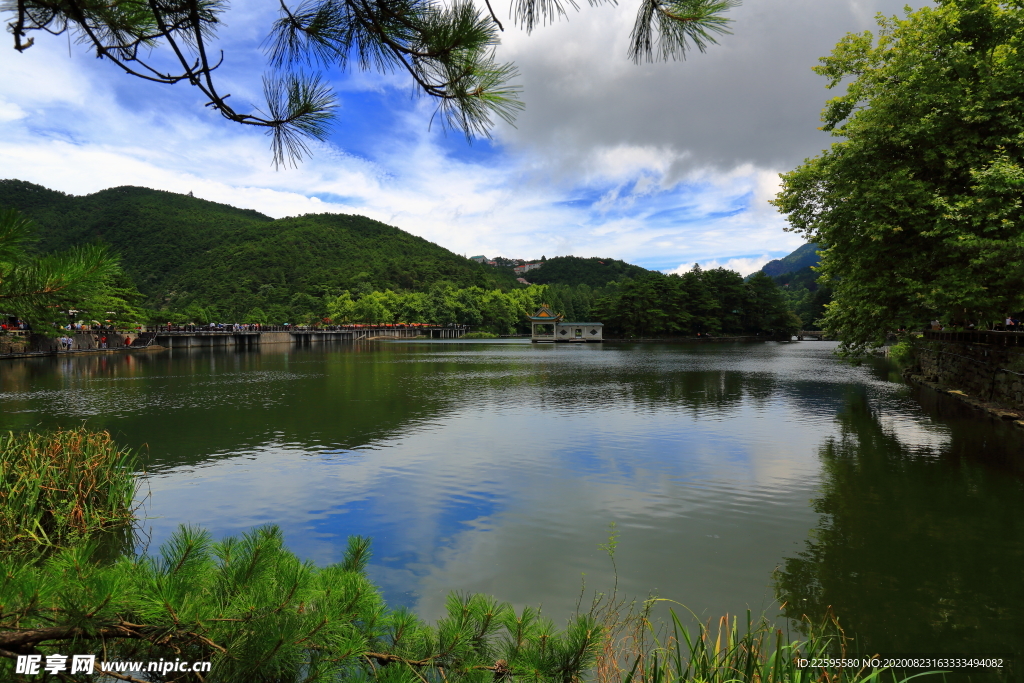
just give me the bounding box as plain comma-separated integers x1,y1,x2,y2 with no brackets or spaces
528,305,603,343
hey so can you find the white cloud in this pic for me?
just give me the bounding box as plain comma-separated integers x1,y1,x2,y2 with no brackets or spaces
0,100,25,123
0,0,924,267
666,255,774,277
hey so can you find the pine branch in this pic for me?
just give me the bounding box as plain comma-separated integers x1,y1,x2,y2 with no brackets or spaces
6,0,736,165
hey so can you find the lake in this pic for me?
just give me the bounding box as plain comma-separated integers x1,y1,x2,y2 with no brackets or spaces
1,340,1022,672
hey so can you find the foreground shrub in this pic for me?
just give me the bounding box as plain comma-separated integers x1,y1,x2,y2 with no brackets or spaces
0,428,138,551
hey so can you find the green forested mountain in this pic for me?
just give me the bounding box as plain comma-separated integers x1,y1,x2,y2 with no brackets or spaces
525,256,652,287
0,180,804,333
759,243,820,277
0,180,517,319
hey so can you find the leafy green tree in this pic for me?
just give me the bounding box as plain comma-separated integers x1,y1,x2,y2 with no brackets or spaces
476,289,516,333
678,265,721,335
289,291,325,324
594,276,664,338
0,209,119,332
0,526,603,683
504,285,548,332
772,266,832,330
745,272,800,335
353,290,395,323
183,302,218,324
398,291,431,323
772,0,1024,354
700,267,747,333
326,290,357,323
245,307,269,324
453,287,485,326
4,0,737,166
427,282,461,325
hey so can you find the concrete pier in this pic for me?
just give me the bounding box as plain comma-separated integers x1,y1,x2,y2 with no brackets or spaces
0,325,466,359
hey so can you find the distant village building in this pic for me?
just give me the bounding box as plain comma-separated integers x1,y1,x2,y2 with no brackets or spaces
472,256,543,271
469,255,503,266
513,262,543,275
527,305,603,343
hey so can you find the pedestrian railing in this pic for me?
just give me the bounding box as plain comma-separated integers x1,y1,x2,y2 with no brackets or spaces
924,330,1024,346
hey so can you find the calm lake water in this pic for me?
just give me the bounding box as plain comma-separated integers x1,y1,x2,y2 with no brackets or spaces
1,340,1022,674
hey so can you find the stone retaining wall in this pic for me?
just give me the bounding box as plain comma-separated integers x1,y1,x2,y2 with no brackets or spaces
0,331,129,355
914,339,1024,410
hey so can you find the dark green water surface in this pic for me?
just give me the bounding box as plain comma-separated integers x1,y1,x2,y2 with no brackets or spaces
1,340,1022,670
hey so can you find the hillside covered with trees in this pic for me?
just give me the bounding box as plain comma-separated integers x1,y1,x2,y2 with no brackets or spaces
0,180,517,321
525,256,652,287
759,243,820,277
1,180,802,336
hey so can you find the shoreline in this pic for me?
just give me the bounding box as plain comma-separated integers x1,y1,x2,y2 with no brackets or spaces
902,370,1024,429
0,345,164,361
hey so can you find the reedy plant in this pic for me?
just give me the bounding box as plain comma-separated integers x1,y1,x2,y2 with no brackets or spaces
595,600,943,683
0,428,139,553
585,523,939,683
632,607,942,683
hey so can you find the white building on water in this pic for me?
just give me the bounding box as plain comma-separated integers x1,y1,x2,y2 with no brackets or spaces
527,305,603,343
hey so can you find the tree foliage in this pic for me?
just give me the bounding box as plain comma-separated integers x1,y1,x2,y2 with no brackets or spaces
0,525,602,683
525,256,652,288
3,0,736,166
772,0,1024,354
324,282,550,332
772,266,832,331
593,267,799,338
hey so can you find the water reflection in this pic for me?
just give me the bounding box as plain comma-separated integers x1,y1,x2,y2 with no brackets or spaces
775,388,1024,678
0,344,466,469
3,339,1022,666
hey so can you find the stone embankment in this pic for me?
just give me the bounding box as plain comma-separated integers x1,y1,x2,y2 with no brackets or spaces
0,330,128,356
904,330,1024,427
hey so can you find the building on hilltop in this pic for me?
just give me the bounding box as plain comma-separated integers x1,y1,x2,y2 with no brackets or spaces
514,262,543,275
527,304,603,343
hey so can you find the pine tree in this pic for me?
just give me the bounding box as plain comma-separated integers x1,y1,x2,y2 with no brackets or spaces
0,209,121,331
0,526,602,683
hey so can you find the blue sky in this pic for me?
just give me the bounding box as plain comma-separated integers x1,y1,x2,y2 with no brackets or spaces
0,0,921,274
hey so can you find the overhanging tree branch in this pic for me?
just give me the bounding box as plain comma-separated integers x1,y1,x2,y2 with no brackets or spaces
5,0,736,165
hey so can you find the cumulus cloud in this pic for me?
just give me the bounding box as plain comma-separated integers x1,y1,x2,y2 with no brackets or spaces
0,0,922,267
666,255,774,277
493,0,922,179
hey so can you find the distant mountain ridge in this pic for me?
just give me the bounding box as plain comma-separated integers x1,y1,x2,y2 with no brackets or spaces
0,179,516,318
760,243,820,277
